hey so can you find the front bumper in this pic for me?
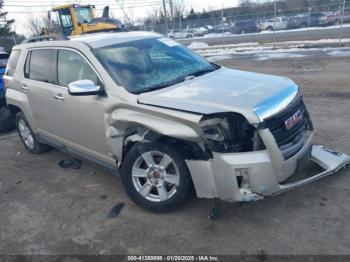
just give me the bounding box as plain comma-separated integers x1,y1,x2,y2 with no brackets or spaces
186,143,350,202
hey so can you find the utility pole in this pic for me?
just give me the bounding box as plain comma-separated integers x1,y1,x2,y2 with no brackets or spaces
162,0,168,33
169,0,174,21
339,0,346,46
273,0,277,49
221,5,225,45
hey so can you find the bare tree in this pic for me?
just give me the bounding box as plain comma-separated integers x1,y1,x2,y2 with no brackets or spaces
115,0,133,26
25,15,51,36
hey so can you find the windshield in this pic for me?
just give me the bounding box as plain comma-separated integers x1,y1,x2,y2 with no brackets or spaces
75,7,93,24
93,37,217,94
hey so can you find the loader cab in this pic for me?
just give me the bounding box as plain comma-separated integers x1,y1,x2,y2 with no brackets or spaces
49,4,95,36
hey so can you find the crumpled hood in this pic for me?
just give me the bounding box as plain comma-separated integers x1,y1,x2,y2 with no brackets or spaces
138,67,299,123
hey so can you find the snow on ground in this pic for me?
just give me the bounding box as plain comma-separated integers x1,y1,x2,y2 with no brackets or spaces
187,37,350,61
255,52,307,60
187,23,350,41
257,23,350,35
187,42,209,49
188,38,350,51
193,45,350,61
327,49,350,57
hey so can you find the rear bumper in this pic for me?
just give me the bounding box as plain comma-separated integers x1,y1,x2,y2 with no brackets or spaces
186,144,350,202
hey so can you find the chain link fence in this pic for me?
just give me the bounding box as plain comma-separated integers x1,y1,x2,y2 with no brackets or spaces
134,0,350,47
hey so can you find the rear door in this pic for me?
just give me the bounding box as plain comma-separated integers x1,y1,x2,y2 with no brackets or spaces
22,48,64,137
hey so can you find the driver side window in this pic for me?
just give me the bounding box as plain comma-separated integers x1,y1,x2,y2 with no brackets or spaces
57,49,99,87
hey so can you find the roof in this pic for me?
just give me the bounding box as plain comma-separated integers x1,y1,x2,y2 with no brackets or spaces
72,31,161,48
52,4,95,11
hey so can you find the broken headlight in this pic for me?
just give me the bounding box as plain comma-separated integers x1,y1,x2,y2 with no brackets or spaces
200,114,258,153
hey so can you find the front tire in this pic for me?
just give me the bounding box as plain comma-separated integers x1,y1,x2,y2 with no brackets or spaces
15,112,49,154
121,142,193,213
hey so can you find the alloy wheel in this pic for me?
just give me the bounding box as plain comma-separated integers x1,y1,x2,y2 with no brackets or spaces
132,151,180,202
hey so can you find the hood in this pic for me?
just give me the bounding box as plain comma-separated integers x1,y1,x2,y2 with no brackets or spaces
138,67,299,124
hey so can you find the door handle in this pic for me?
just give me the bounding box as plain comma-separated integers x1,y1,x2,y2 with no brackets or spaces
53,94,65,101
21,85,29,91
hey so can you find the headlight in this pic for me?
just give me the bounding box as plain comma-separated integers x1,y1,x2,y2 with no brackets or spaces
200,114,258,153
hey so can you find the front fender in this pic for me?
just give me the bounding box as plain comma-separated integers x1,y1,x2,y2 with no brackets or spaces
105,107,203,164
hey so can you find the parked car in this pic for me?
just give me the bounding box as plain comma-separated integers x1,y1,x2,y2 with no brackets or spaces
5,32,350,212
192,27,207,37
232,20,257,34
319,10,350,26
0,52,15,132
287,12,325,29
204,25,215,33
214,23,231,33
258,16,288,31
167,29,193,39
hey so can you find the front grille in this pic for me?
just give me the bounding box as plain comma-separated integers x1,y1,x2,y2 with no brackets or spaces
265,98,311,157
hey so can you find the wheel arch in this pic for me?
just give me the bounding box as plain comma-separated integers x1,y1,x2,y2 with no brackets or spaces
122,126,211,165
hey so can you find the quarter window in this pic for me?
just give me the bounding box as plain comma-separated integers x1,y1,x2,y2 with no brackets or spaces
5,50,21,77
57,49,99,87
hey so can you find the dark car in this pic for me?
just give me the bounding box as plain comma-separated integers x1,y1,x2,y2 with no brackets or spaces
319,10,350,26
287,12,324,29
232,20,257,34
0,52,9,100
0,51,15,132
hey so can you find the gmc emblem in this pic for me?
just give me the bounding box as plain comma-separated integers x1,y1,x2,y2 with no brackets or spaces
285,110,303,131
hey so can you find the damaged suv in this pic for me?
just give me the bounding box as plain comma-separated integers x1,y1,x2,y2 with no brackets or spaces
4,32,350,212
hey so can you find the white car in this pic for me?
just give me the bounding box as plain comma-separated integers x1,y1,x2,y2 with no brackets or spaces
258,17,288,31
193,27,208,36
166,29,193,39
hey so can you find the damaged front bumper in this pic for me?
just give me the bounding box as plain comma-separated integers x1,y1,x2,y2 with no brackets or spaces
186,144,350,202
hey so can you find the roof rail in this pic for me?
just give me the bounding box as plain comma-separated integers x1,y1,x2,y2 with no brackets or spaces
22,35,69,44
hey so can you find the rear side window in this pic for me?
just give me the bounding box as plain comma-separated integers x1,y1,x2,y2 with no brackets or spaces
5,50,21,77
26,49,57,84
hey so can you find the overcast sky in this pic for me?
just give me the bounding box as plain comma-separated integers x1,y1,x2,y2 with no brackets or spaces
3,0,240,35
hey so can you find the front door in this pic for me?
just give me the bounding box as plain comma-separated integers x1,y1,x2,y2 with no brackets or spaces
53,49,114,165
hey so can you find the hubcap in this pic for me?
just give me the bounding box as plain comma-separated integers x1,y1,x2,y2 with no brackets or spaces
132,151,180,202
18,119,34,150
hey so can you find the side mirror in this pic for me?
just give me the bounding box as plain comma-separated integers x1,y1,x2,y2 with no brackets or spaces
68,80,102,96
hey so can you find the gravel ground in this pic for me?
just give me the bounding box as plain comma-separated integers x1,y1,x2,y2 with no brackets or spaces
0,53,350,256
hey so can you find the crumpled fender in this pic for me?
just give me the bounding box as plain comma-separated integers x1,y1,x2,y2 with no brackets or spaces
104,106,203,164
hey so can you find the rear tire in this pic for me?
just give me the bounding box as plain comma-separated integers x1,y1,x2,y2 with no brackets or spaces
0,105,15,132
121,142,193,213
15,112,49,154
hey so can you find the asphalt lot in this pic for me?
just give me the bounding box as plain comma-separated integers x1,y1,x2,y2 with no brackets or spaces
1,53,350,256
179,25,350,46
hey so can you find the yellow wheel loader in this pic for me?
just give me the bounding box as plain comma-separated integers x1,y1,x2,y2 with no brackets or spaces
45,4,125,36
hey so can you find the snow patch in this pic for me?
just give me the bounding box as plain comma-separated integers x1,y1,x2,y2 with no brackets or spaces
188,42,209,49
327,49,350,57
206,55,234,62
255,52,306,60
